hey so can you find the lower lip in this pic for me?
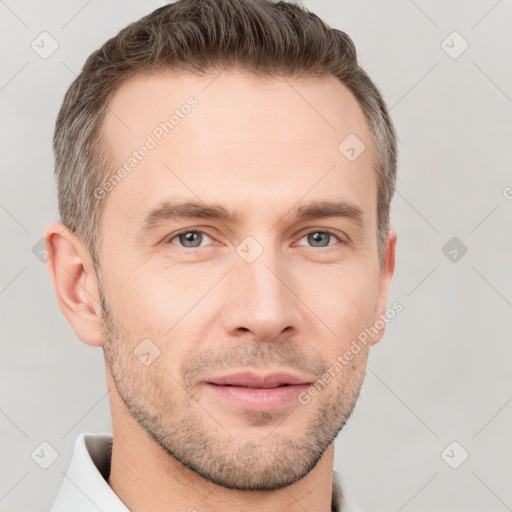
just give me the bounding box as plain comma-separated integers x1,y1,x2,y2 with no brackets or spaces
204,383,310,411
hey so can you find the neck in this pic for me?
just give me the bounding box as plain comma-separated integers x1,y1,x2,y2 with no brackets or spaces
107,388,335,512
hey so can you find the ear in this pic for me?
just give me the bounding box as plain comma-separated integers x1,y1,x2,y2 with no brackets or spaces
44,222,104,347
369,228,397,346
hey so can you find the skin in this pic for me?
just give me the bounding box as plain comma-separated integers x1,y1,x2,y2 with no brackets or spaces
45,69,396,512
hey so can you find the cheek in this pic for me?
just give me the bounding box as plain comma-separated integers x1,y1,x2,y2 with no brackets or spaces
298,261,380,333
102,245,381,361
104,261,206,334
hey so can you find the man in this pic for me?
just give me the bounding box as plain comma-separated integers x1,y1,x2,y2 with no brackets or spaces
45,0,397,510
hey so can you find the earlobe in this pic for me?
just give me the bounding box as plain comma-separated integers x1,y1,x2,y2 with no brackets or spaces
370,229,397,346
44,222,104,347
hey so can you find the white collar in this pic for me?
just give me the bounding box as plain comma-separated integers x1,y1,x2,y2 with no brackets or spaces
51,433,363,512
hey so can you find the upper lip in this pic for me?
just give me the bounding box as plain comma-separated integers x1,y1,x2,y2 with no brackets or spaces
205,370,311,389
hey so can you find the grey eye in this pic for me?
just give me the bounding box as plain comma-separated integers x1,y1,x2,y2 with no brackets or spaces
170,230,212,248
302,231,337,248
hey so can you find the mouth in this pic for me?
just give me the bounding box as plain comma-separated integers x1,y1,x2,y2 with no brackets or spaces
203,371,312,412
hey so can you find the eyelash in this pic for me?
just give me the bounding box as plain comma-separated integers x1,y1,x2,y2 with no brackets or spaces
166,229,344,249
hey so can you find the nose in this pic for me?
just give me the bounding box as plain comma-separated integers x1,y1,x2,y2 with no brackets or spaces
221,243,300,341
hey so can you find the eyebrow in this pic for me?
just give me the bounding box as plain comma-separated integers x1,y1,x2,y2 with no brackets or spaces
141,199,364,232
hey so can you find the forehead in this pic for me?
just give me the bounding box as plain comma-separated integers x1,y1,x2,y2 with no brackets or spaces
99,70,377,232
102,69,372,155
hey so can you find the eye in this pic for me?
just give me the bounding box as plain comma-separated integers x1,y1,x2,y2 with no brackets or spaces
167,230,214,248
296,230,342,248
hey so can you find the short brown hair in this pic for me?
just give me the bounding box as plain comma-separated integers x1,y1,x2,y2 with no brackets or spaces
53,0,397,265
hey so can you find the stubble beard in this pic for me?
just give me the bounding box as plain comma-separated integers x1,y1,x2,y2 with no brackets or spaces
100,292,366,491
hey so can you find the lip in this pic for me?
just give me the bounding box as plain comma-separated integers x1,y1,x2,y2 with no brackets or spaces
206,370,310,388
203,370,312,412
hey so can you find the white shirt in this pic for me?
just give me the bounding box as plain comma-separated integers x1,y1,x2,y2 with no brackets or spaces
51,433,363,512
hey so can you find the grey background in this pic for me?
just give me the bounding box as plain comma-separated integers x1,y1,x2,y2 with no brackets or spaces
1,1,511,511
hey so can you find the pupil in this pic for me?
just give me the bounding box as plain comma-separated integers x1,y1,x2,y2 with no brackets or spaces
309,232,328,247
181,231,201,247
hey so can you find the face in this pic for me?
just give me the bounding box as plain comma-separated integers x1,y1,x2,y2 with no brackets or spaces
97,69,393,490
